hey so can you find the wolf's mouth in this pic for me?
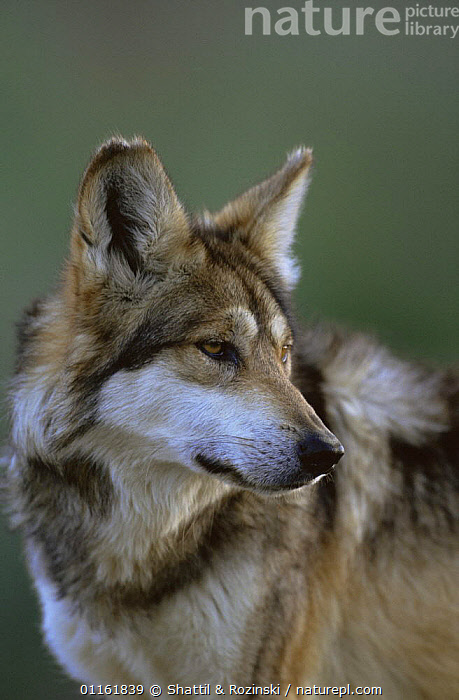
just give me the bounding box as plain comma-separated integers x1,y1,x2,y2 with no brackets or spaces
194,453,251,489
194,449,342,493
195,453,237,478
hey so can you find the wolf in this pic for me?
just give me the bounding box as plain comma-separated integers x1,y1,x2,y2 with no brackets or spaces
5,137,458,696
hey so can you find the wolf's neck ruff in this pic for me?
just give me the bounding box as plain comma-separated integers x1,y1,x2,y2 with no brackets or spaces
6,137,458,691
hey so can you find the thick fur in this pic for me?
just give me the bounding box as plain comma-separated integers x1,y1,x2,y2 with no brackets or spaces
5,137,458,696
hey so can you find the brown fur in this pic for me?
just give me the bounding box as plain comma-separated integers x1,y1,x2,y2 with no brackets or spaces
4,137,458,695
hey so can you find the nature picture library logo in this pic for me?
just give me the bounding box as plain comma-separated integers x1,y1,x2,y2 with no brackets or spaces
244,1,459,38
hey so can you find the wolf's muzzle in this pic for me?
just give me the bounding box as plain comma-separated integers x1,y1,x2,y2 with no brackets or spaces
296,435,344,478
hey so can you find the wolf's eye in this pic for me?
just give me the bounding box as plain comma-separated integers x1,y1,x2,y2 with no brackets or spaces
201,341,224,356
281,345,292,364
198,341,238,364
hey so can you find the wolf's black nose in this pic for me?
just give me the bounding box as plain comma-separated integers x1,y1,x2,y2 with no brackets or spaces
297,436,344,478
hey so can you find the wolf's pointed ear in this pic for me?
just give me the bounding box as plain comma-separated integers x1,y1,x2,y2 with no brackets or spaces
212,148,313,289
72,137,188,277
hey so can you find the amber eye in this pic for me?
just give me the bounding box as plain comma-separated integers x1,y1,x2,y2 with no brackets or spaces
201,341,224,357
198,341,239,365
281,345,291,364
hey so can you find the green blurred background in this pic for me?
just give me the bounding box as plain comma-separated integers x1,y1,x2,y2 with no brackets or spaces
1,1,458,698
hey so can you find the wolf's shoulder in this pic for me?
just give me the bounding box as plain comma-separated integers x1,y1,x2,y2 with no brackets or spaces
294,320,456,440
294,321,458,537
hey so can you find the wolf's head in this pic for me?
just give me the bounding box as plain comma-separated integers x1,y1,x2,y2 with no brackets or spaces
25,137,343,495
